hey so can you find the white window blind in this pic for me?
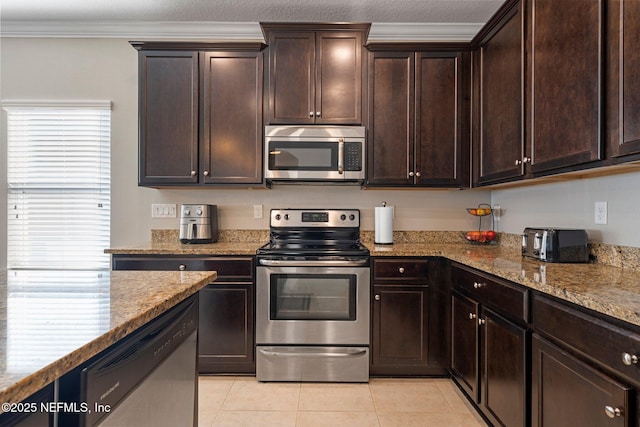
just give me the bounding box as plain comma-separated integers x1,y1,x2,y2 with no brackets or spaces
3,100,111,270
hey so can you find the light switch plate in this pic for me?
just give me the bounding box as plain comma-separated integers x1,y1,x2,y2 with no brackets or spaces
253,204,263,219
152,204,177,218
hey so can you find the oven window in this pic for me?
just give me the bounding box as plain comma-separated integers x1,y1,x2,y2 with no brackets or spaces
268,141,338,170
270,274,356,321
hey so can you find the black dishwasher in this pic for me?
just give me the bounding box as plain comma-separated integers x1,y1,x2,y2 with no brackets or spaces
80,294,198,427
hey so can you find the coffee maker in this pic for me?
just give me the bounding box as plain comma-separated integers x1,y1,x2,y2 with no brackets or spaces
179,204,218,244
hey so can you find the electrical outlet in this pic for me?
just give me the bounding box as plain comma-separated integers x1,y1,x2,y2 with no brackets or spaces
594,201,607,225
493,205,501,221
151,204,177,218
253,204,263,219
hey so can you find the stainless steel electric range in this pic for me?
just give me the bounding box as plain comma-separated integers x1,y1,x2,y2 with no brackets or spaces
255,208,370,382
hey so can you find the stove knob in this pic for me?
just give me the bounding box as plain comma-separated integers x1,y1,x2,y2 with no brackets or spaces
340,214,346,221
184,209,191,216
349,214,355,221
196,209,203,216
275,214,281,220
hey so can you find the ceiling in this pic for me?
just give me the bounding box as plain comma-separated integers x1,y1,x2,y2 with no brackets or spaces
1,0,503,23
0,0,505,41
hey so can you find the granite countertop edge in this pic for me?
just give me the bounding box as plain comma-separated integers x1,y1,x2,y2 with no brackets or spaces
0,270,217,407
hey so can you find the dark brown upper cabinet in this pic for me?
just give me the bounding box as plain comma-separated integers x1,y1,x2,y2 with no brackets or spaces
526,0,604,174
261,23,370,125
472,0,525,186
201,51,264,184
366,45,469,188
606,0,640,160
137,50,199,186
132,42,265,187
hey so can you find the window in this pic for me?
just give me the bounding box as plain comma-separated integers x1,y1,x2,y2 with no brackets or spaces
3,101,111,270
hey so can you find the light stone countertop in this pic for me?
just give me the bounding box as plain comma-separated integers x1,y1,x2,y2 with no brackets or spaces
0,269,216,408
107,238,640,330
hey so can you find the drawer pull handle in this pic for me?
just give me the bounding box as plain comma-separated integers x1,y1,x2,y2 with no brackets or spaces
622,352,638,366
468,313,477,320
473,282,486,289
398,267,405,274
604,406,622,418
179,264,186,271
375,294,381,301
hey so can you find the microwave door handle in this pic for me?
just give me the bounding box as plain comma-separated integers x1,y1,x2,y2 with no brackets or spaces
338,138,344,174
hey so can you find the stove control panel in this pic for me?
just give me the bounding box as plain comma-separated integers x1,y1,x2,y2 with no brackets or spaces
270,209,360,228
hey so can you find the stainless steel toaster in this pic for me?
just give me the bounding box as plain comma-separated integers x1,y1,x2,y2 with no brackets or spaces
179,204,218,244
522,228,589,263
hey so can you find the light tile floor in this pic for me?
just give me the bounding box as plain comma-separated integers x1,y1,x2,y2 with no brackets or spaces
198,376,489,427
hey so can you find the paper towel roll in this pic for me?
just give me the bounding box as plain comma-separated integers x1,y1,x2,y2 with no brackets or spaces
375,205,394,244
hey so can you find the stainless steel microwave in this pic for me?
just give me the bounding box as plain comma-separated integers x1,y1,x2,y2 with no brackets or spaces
264,125,366,184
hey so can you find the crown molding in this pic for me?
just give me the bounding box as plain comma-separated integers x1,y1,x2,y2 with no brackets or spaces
0,21,483,42
368,22,483,42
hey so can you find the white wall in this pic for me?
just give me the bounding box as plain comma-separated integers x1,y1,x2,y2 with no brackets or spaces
491,171,640,247
0,37,492,269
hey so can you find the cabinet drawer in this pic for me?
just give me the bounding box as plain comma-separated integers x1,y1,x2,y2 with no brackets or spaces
373,258,429,282
533,294,640,387
111,256,254,281
452,264,529,323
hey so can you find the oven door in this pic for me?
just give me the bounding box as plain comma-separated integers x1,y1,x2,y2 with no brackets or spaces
256,264,370,346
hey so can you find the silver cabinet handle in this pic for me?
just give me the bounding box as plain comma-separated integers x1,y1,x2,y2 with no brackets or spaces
190,170,197,177
375,294,381,301
398,267,405,273
409,171,415,177
523,156,531,164
203,170,209,176
469,313,477,320
415,172,421,177
605,406,622,418
315,111,321,117
622,352,638,365
478,318,486,326
309,111,314,117
473,282,485,289
179,264,186,271
515,159,522,165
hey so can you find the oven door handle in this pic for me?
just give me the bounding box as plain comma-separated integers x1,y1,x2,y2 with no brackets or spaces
258,259,369,267
338,138,344,174
259,348,367,358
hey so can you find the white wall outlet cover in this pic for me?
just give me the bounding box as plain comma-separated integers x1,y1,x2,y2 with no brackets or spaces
594,201,607,225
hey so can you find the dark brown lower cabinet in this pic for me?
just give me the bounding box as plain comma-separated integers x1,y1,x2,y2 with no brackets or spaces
370,257,448,376
451,289,527,427
110,255,255,374
532,334,631,427
199,283,254,373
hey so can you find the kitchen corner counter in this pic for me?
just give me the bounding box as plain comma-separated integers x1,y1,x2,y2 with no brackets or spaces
368,242,640,329
0,269,216,407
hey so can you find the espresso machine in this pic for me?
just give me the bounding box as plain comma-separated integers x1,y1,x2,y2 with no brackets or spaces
179,204,218,244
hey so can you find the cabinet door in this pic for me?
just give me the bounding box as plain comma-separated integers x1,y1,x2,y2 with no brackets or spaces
415,52,465,187
451,292,479,401
474,1,525,185
607,0,640,158
528,0,603,173
201,51,263,184
199,283,255,374
371,284,430,375
481,307,527,427
266,31,316,124
367,51,414,185
315,32,363,124
138,51,199,185
532,335,630,427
